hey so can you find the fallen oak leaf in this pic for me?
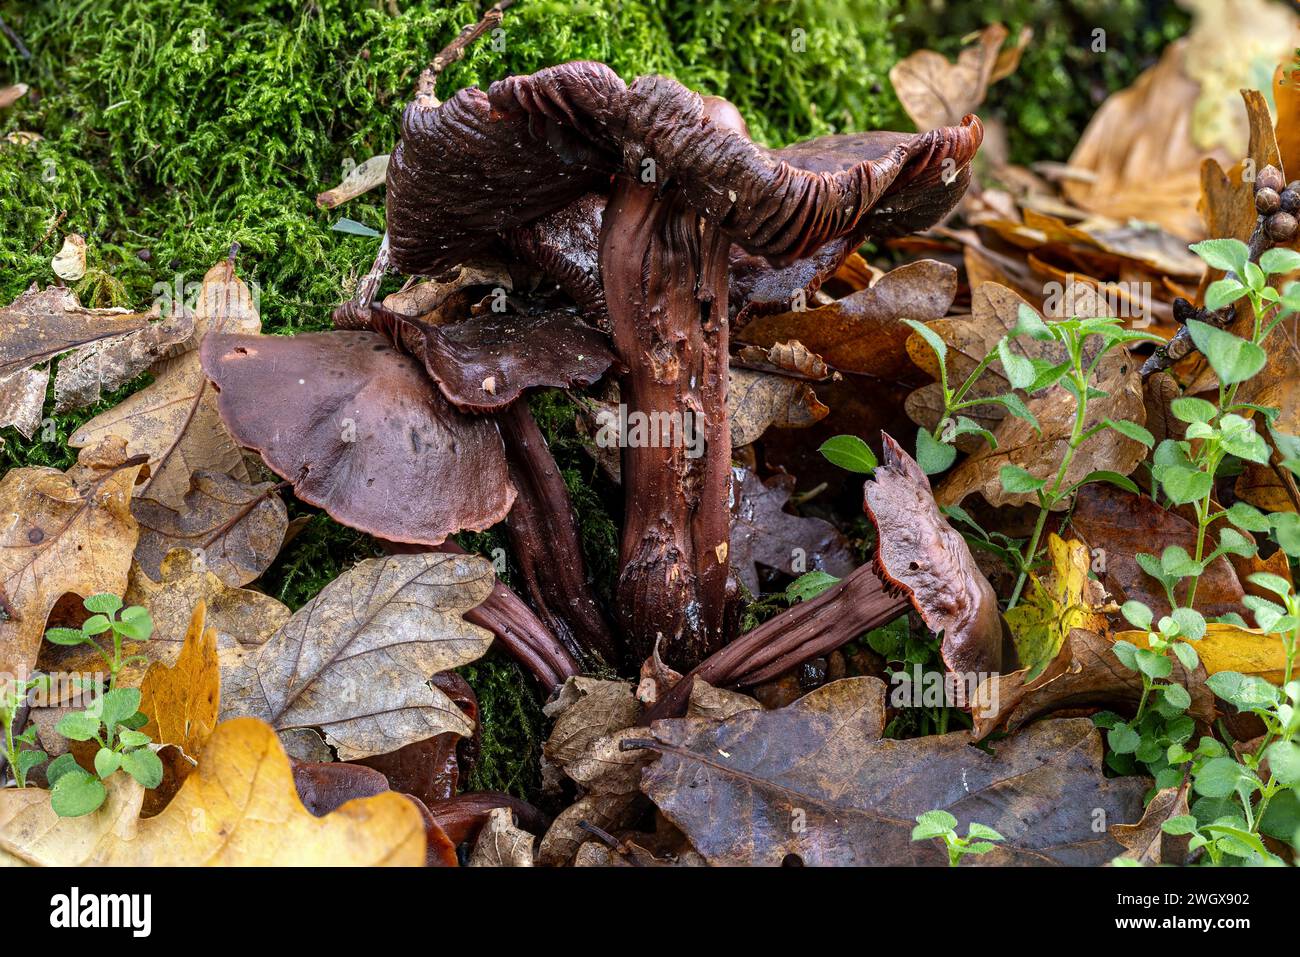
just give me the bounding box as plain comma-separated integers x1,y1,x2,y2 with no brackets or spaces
138,600,220,757
132,471,288,588
0,437,145,681
1111,780,1192,866
221,552,494,760
0,717,426,865
972,627,1213,738
889,24,1013,133
1069,483,1244,620
468,806,535,867
1120,622,1292,685
71,258,260,509
634,676,1146,865
727,366,828,446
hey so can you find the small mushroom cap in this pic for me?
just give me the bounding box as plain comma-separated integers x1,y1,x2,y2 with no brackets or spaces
387,61,982,276
200,330,516,546
369,303,615,414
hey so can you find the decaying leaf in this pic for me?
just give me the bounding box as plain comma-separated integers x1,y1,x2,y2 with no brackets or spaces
889,24,1017,133
727,366,828,447
729,466,856,596
1121,623,1291,684
1070,483,1244,619
973,627,1213,738
865,433,1007,677
222,552,494,760
138,601,221,756
0,437,144,681
538,677,648,866
738,259,957,380
71,258,261,509
638,677,1146,865
1111,781,1191,866
0,366,49,439
132,471,288,587
1004,535,1110,682
469,806,536,867
52,310,192,412
0,718,426,865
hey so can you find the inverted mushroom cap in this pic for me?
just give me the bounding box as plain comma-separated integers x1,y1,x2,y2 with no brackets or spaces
387,61,982,276
200,330,516,546
368,302,615,414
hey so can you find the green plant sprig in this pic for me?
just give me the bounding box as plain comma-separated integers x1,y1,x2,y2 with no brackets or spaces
44,593,154,691
911,809,1004,866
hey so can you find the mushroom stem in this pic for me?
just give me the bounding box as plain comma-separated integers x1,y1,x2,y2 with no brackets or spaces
643,563,909,721
498,399,619,669
600,177,735,670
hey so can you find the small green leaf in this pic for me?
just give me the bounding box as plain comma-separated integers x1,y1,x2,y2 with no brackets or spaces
817,435,877,474
1074,470,1139,494
1169,397,1217,424
1135,648,1173,679
1108,722,1141,754
1121,601,1153,631
1204,278,1247,311
1111,640,1139,671
914,428,958,475
1264,741,1300,786
81,614,112,636
1259,247,1300,276
911,809,958,841
113,606,153,641
117,728,153,749
1103,419,1154,448
50,769,107,817
784,571,840,604
1227,502,1271,533
1171,607,1206,641
98,687,142,731
1186,321,1266,385
998,464,1045,494
82,593,123,615
997,338,1037,390
1189,238,1249,275
44,627,87,647
1162,683,1192,710
966,822,1004,842
55,711,102,742
1193,756,1244,798
16,748,48,779
1156,464,1213,505
120,747,164,789
94,747,121,779
45,753,81,786
901,318,947,366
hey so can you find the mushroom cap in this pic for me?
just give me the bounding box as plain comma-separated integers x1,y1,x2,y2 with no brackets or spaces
200,330,516,546
387,61,982,277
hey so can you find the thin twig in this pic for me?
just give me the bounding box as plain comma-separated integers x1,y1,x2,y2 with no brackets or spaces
415,0,516,101
29,210,67,254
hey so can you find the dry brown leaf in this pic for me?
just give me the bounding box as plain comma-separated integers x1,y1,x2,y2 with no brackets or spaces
468,806,536,867
138,600,221,756
222,552,494,760
889,24,1010,132
71,258,261,509
0,437,144,681
0,717,426,865
0,367,49,439
727,365,828,447
1111,781,1191,866
729,466,856,597
132,471,287,587
638,676,1146,865
738,260,957,380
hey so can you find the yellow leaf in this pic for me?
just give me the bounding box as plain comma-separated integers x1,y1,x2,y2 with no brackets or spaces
138,600,220,756
1005,535,1110,681
1120,623,1290,684
0,718,426,865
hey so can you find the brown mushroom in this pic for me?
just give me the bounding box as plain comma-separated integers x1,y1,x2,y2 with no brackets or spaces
386,61,981,668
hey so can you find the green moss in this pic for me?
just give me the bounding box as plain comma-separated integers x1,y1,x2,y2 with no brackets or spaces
457,652,545,799
896,0,1188,165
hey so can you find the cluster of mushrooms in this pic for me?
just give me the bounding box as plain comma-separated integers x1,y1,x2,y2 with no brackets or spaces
201,61,983,701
